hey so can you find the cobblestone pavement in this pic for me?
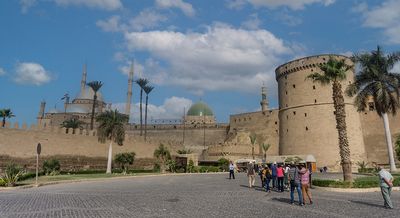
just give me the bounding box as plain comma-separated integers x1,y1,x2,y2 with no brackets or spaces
0,173,399,218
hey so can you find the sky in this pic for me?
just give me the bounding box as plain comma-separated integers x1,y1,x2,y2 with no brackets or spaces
1,0,400,125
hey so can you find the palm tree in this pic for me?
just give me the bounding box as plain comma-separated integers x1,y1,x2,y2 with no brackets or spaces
96,109,129,174
261,143,271,161
249,132,257,160
136,78,149,136
87,81,103,130
307,56,353,182
154,143,171,173
347,46,400,172
60,118,85,134
143,85,154,142
0,109,15,127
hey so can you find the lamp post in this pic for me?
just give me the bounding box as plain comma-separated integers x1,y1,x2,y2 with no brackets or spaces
36,143,41,187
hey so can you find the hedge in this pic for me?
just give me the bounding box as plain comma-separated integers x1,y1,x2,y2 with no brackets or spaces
312,176,400,188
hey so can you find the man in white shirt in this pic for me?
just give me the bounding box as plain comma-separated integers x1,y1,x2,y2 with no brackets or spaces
229,161,235,179
378,166,394,209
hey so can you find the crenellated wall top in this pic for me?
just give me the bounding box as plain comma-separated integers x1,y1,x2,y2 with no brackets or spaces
275,54,352,81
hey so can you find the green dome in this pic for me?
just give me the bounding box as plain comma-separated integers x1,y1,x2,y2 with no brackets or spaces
187,101,213,116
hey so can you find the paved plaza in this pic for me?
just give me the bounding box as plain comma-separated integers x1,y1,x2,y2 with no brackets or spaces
0,173,399,218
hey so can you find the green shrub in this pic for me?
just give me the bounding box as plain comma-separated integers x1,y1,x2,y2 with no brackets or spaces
0,178,6,186
313,176,400,188
187,160,195,173
198,166,220,173
114,152,135,174
1,163,23,187
153,163,161,172
166,159,177,172
43,159,61,176
218,158,229,171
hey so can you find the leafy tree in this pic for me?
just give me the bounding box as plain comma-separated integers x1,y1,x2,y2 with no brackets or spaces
114,152,136,174
218,158,229,171
43,159,61,176
166,159,177,173
347,46,400,172
154,143,171,173
60,118,85,134
0,109,15,127
261,143,271,161
249,132,257,160
96,109,129,174
143,85,154,142
307,56,353,182
87,81,103,130
135,78,149,136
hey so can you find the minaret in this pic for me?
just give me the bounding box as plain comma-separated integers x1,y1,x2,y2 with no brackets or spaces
125,61,134,119
37,100,46,125
80,63,87,94
260,84,268,112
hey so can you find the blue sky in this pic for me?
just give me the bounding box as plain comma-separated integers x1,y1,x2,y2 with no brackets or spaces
1,0,400,125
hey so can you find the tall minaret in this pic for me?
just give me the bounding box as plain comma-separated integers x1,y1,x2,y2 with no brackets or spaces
260,83,268,112
125,61,134,118
80,63,87,94
37,100,46,126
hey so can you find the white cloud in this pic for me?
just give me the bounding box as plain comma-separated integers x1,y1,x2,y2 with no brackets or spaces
155,0,195,17
54,0,122,10
241,14,262,30
14,62,51,85
355,0,400,44
274,11,302,26
124,24,295,95
129,9,168,31
96,15,122,32
113,96,193,123
0,67,6,76
20,0,37,13
227,0,335,10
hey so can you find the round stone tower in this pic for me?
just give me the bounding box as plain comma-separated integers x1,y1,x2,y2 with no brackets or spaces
275,54,366,171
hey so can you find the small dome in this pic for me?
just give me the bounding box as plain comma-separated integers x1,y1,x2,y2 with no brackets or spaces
66,104,90,113
187,101,213,116
75,88,104,102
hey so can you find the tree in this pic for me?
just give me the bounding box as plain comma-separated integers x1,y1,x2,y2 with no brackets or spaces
154,143,171,173
261,143,271,161
307,56,353,182
114,152,136,174
135,78,149,136
87,81,103,130
249,132,257,160
96,109,129,174
0,109,15,127
395,135,400,162
60,118,85,134
347,46,400,172
143,85,154,142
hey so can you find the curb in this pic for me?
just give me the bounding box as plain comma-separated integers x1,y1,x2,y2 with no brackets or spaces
313,186,400,193
0,172,227,191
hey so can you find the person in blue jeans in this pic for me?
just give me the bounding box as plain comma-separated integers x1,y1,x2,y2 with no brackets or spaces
271,162,277,190
288,163,303,206
264,166,272,192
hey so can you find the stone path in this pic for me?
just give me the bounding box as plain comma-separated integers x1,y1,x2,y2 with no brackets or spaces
0,173,398,217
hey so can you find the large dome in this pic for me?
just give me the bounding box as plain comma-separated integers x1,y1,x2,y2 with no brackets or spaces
187,101,213,116
66,104,90,113
75,88,104,102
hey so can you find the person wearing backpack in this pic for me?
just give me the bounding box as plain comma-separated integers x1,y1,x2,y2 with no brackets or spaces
288,162,303,206
271,162,277,190
263,166,272,192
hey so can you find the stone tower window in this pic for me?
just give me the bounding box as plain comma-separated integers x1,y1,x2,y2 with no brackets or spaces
293,84,296,88
311,69,314,72
306,126,309,131
286,104,288,107
285,91,288,95
286,129,288,132
285,75,287,79
305,113,307,117
275,121,278,125
314,99,317,103
313,85,316,90
293,111,296,115
286,115,289,119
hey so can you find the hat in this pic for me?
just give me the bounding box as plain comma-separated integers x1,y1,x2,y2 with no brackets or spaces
273,161,277,164
290,161,295,165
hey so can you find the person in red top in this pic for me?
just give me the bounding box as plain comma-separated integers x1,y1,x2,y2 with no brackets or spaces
277,164,284,192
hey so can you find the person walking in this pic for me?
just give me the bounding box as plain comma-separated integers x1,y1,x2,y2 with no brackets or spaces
277,164,284,192
284,164,290,190
247,161,256,188
378,166,394,209
229,161,235,179
271,162,277,190
288,162,303,206
300,164,313,204
265,165,272,192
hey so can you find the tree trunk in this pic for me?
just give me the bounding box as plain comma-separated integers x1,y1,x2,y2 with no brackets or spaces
90,94,97,130
382,113,397,172
252,145,255,160
145,95,148,142
332,81,353,182
139,89,143,136
2,117,5,127
106,141,113,174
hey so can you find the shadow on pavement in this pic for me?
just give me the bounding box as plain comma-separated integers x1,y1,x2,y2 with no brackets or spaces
349,200,385,208
271,197,292,204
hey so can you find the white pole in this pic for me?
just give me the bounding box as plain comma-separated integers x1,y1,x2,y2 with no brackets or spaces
36,154,39,186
